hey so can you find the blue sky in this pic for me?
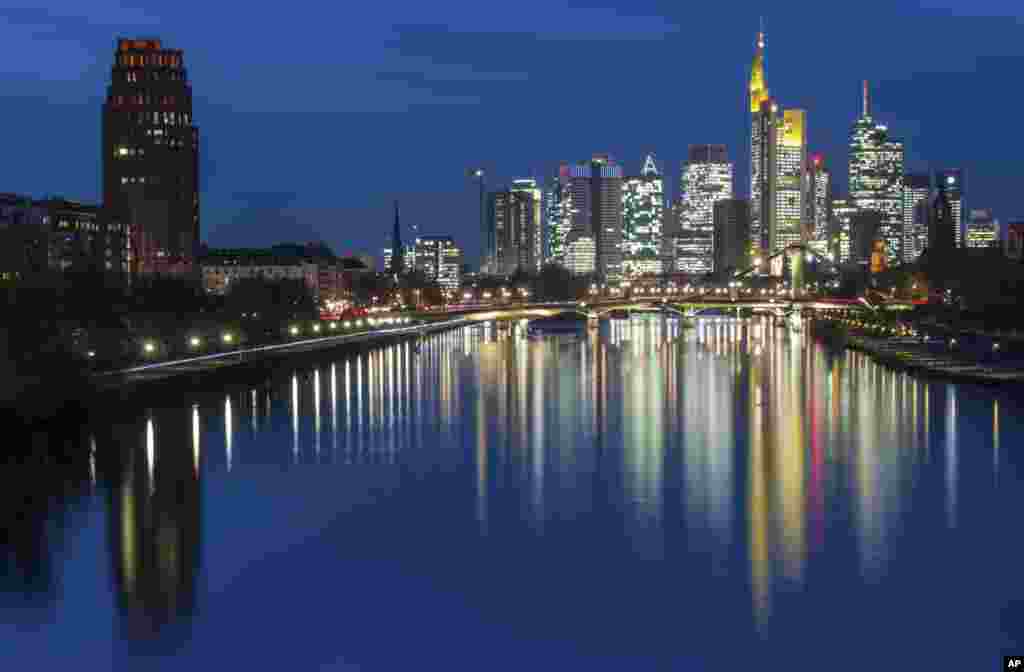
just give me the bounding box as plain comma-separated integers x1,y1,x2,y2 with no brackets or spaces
1,1,1022,264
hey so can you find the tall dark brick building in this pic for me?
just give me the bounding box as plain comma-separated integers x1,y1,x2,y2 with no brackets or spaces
103,38,199,276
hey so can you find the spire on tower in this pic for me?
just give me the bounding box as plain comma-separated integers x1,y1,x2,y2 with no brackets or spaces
862,80,870,117
758,16,765,49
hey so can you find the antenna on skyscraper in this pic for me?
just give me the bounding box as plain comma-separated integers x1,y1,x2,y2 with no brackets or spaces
758,16,765,48
863,80,870,117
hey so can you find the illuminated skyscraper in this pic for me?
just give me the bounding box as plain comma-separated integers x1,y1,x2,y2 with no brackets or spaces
544,175,571,265
560,155,624,280
849,81,904,263
749,27,771,255
965,209,998,249
103,38,199,276
622,154,665,276
679,145,733,274
928,181,956,254
902,173,930,263
804,154,831,252
769,109,807,252
934,169,964,247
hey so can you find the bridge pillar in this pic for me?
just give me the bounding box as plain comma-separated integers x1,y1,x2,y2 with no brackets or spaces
789,247,806,297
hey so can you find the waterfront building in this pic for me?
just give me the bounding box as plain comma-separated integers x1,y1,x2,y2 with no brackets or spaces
558,155,624,280
934,169,965,247
713,198,750,278
621,154,665,276
201,245,324,298
0,194,129,279
679,145,733,274
544,175,571,266
103,38,199,276
849,81,904,263
965,209,999,249
902,173,931,262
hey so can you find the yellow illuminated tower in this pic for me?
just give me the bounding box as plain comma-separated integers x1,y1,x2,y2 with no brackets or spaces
749,23,772,255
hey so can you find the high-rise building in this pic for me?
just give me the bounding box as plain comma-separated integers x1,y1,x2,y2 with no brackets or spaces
927,181,956,254
902,173,930,263
830,197,856,263
544,175,571,265
934,169,964,247
103,38,199,276
678,145,733,274
965,209,999,249
767,108,807,253
713,198,750,278
488,181,543,275
414,236,462,289
559,155,624,281
621,154,665,277
849,81,904,263
851,210,883,265
749,27,771,256
805,154,831,249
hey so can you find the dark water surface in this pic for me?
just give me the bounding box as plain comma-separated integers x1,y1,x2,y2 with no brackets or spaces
3,317,1024,670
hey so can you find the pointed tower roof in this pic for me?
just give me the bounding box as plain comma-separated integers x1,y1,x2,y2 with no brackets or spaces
749,21,769,113
641,154,659,176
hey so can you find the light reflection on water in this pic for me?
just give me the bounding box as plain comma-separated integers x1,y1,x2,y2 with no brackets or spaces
3,316,1023,670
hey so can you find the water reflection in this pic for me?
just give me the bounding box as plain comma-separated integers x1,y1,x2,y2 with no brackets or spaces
4,318,1021,668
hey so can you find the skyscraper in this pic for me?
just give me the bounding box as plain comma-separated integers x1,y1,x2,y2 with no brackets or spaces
805,153,831,252
965,209,999,249
544,176,571,265
488,180,543,275
713,198,750,278
560,155,624,281
679,145,733,274
749,27,771,256
621,154,665,276
928,180,956,254
103,38,199,276
934,169,964,247
768,109,807,252
414,236,462,289
902,173,931,263
849,81,904,263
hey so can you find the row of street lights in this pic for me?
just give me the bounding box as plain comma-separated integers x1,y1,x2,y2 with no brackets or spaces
132,316,416,361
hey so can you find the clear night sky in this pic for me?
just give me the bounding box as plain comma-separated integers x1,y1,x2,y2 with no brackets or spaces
1,1,1022,266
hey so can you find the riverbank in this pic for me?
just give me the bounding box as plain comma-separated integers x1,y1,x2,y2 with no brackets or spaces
811,318,1024,386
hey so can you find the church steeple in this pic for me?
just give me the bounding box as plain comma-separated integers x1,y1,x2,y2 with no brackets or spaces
749,20,769,113
390,200,404,276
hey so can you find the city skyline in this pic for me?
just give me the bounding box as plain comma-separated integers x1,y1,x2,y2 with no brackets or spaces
1,4,1023,265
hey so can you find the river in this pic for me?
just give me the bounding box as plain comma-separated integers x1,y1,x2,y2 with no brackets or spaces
2,315,1022,670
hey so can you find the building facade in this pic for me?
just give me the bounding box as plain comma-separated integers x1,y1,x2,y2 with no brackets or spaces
621,154,665,277
928,181,957,254
544,176,571,266
559,155,623,281
565,233,596,276
902,173,931,263
1006,222,1024,261
830,197,856,263
0,195,129,280
965,208,999,249
769,109,807,252
103,38,199,276
848,82,904,263
678,145,733,274
934,169,964,248
805,153,831,250
713,198,750,278
488,181,543,275
414,236,462,289
749,28,771,256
